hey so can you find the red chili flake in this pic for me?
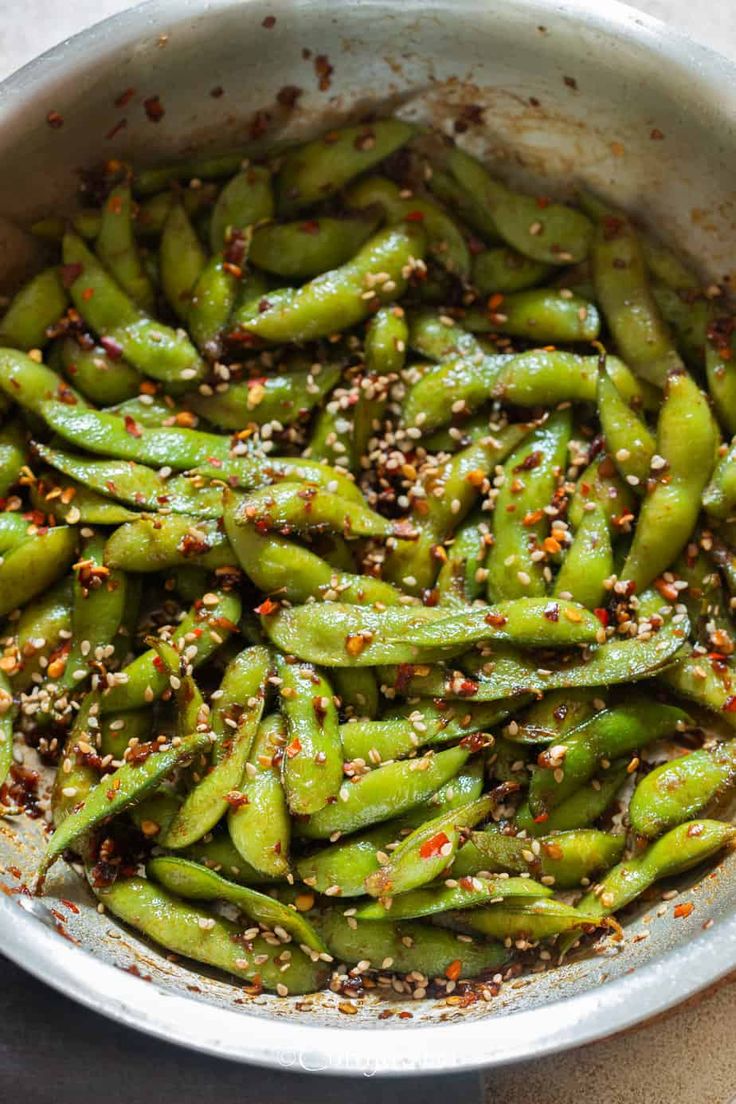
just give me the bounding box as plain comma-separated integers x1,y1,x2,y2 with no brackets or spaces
152,655,165,672
223,228,247,267
143,96,165,123
522,508,544,527
124,415,142,438
224,790,250,809
114,87,136,108
100,335,124,360
602,215,625,241
533,812,549,824
222,262,243,279
457,678,479,698
674,902,694,919
563,75,578,90
404,210,425,223
723,696,736,713
485,612,508,628
445,959,462,981
60,263,83,288
258,298,272,314
468,236,486,255
543,602,560,622
81,287,95,302
277,85,303,109
513,450,542,473
262,15,276,27
299,220,321,236
594,608,609,628
105,118,128,141
46,110,64,129
285,738,302,759
650,128,665,140
314,54,334,92
254,597,278,616
419,831,450,859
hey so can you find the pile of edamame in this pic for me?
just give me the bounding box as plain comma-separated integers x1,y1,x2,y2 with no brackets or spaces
1,118,736,1001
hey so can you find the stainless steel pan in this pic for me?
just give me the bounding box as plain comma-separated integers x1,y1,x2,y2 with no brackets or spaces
2,0,736,1075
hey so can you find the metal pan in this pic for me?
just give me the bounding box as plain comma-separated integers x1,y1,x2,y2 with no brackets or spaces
2,0,736,1076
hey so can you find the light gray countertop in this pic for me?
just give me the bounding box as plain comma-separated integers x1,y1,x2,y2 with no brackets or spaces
1,3,736,1102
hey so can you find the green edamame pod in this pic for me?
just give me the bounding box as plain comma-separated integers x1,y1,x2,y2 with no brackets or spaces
443,146,593,265
705,302,736,435
426,166,502,243
574,819,736,919
332,667,379,720
365,794,494,897
277,120,415,213
453,827,625,889
629,740,736,838
703,438,736,520
96,185,155,310
159,646,271,849
31,471,139,525
472,248,553,294
62,232,204,384
659,654,736,726
461,290,599,343
160,202,207,321
528,699,689,815
553,505,612,609
57,337,142,404
57,533,128,692
187,257,238,360
314,908,506,977
0,524,77,618
105,515,234,572
486,410,571,601
506,689,598,745
99,588,241,713
297,822,401,897
228,714,291,878
233,226,425,344
277,658,343,816
0,267,67,350
208,166,274,250
590,210,683,386
95,875,328,994
621,370,718,590
567,453,634,532
233,480,408,540
0,421,28,495
134,154,243,196
446,898,600,941
298,745,470,840
0,348,86,415
250,215,378,279
10,577,72,692
515,759,630,837
356,874,552,920
341,699,512,764
49,692,101,828
652,282,708,372
597,367,655,487
146,856,327,954
181,827,273,885
0,674,16,802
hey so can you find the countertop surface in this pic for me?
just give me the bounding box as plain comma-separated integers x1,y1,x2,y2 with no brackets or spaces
2,2,736,1102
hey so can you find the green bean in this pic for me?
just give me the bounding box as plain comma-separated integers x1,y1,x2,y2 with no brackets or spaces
0,267,67,350
313,908,507,978
224,502,403,605
105,515,234,572
703,438,736,520
56,533,128,692
0,349,86,415
0,523,77,618
574,819,736,919
228,714,291,878
99,588,241,713
621,371,718,590
515,759,630,836
453,827,625,888
277,120,415,213
159,646,271,848
147,856,327,954
232,226,425,344
629,740,736,838
56,336,142,404
233,480,409,540
250,214,379,279
94,875,328,994
277,658,343,816
461,290,599,343
590,211,683,386
209,165,273,250
365,794,494,897
528,698,689,815
341,700,512,764
346,175,471,278
297,745,470,840
10,577,72,692
96,185,155,310
62,232,204,384
553,505,612,609
597,366,655,487
38,647,214,881
0,421,28,496
442,146,593,264
356,874,552,920
486,410,571,601
705,301,736,435
445,898,601,941
160,202,207,321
